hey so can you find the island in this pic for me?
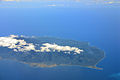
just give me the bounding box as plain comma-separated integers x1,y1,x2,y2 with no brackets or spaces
0,35,105,69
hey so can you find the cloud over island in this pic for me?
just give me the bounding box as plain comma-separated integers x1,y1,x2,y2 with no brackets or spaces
0,35,83,54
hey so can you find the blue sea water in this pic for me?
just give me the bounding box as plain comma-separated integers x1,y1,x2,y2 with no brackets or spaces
0,1,120,80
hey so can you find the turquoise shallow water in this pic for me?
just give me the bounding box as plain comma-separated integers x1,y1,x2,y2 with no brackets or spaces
0,0,120,80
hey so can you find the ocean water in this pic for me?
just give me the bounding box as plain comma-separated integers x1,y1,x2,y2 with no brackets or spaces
0,0,120,80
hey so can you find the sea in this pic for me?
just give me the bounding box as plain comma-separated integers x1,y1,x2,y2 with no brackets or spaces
0,0,120,80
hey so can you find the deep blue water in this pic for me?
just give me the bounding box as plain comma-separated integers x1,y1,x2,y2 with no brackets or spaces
0,1,120,80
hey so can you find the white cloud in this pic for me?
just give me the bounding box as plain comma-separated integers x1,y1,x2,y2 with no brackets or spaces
0,35,83,54
0,35,37,52
40,43,83,54
48,5,57,7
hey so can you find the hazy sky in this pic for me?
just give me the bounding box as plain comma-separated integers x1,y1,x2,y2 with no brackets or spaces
0,0,120,8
